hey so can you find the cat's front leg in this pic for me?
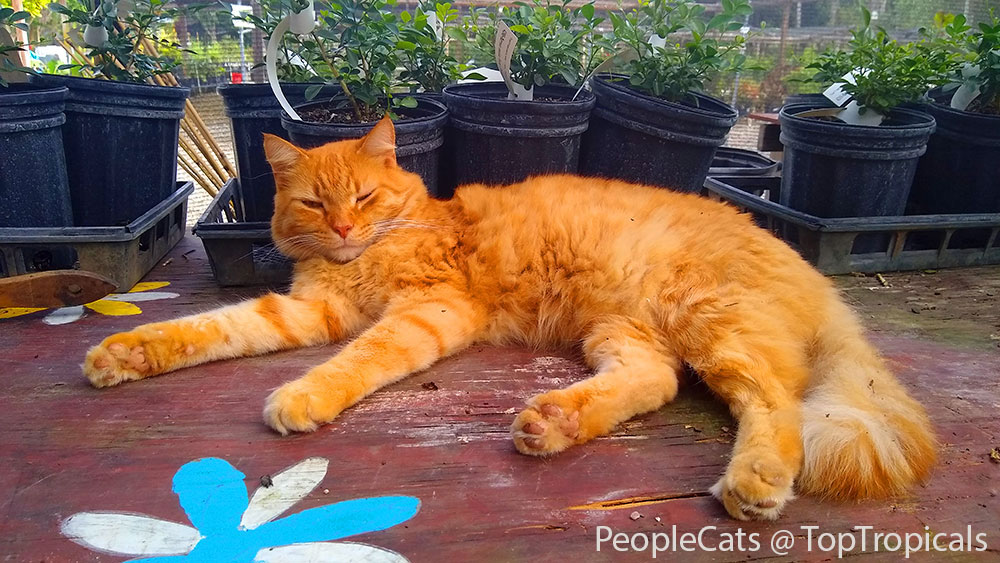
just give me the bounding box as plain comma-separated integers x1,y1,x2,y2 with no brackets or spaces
83,293,362,387
264,289,483,434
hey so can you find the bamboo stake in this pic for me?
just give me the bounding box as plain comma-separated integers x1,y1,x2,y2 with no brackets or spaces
178,152,217,196
179,133,224,187
179,135,223,189
180,119,228,185
141,37,238,177
61,39,94,68
184,98,238,176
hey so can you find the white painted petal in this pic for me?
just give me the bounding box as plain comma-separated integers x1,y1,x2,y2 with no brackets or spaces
102,292,179,302
254,542,409,563
61,512,201,557
44,305,85,325
241,457,329,530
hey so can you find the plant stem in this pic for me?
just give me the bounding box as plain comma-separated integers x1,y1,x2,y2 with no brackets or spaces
311,31,362,121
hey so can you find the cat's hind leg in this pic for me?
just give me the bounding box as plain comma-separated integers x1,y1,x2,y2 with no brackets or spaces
691,336,806,521
512,316,680,456
84,293,360,387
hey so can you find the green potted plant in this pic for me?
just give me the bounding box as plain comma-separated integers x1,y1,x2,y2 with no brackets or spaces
218,0,339,221
1,7,73,228
397,1,476,100
36,0,192,227
580,0,750,192
278,0,449,196
441,0,602,188
910,11,1000,215
778,7,946,221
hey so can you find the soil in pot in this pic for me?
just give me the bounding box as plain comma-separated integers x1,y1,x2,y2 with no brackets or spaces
441,83,595,193
281,97,448,197
909,98,1000,215
580,75,737,193
0,84,73,227
32,75,189,227
219,83,340,221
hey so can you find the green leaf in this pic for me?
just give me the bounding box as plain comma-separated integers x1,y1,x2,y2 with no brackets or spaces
509,24,529,34
580,3,593,20
445,27,466,41
304,83,324,100
397,40,416,51
398,95,418,108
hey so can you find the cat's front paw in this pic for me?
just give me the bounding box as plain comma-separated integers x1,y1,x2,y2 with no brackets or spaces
511,394,582,456
710,450,796,521
263,377,351,435
84,332,155,388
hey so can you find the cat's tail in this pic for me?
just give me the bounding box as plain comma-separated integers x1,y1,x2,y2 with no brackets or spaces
797,307,936,500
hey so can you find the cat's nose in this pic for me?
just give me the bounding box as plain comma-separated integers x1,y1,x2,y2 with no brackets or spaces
333,224,353,239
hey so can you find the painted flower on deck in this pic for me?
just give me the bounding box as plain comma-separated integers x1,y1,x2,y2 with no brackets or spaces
0,281,179,325
61,457,419,562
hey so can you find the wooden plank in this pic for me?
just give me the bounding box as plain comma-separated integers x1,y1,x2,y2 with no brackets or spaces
0,238,998,561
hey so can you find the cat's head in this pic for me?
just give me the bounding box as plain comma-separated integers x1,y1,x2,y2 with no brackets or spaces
263,117,426,263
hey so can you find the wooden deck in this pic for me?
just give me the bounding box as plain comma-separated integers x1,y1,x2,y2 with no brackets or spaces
1,237,998,561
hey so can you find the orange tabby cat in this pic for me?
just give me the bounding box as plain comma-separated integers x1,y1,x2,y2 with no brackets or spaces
83,117,935,520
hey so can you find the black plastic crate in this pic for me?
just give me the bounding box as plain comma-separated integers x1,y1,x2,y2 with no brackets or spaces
0,182,193,290
704,176,1000,274
194,179,291,286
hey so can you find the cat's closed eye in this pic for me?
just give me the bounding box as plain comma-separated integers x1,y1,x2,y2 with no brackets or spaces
357,192,374,203
299,199,324,210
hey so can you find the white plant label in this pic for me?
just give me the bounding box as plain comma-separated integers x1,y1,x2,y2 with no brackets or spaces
951,63,982,111
838,100,884,127
648,34,666,49
495,20,532,101
822,70,861,107
265,17,302,121
426,12,442,40
288,0,316,35
0,28,27,84
83,25,108,47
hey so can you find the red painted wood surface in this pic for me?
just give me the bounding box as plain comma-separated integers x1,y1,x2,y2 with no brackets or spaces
1,238,998,562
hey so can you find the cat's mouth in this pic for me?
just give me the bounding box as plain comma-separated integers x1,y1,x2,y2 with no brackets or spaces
328,240,369,263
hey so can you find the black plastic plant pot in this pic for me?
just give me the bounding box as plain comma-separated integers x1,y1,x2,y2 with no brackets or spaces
441,83,596,192
779,103,936,218
580,75,737,193
218,82,339,221
783,93,834,108
709,147,778,177
281,98,449,197
32,75,188,227
0,84,73,228
909,100,1000,214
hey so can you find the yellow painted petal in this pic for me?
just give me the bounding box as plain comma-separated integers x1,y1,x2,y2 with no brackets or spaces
0,307,47,319
86,299,143,316
129,281,170,293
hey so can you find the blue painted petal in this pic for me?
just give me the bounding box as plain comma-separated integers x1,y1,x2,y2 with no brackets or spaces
172,458,249,535
252,496,419,545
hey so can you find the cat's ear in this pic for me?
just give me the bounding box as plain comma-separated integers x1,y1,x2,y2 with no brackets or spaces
263,134,307,173
359,115,396,166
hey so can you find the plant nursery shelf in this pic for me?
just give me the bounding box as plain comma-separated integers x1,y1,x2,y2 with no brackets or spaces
0,237,998,561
